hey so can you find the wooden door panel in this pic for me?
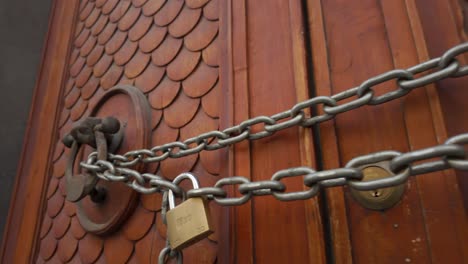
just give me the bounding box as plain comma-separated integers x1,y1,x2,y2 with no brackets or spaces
3,0,467,263
221,0,325,263
416,0,468,209
308,0,468,263
24,0,223,263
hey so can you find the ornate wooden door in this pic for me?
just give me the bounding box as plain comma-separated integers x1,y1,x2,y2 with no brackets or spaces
2,0,226,263
1,0,467,263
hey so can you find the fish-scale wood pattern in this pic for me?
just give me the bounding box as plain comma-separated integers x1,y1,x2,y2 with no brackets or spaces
37,0,220,262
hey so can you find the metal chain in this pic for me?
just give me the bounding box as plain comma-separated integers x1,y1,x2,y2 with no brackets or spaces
79,43,468,204
82,132,468,205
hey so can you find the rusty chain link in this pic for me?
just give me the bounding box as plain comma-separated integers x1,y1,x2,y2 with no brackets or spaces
79,42,468,204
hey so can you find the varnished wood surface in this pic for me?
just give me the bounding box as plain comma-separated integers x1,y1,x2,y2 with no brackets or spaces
3,0,468,263
310,0,468,263
416,0,468,210
222,0,325,263
26,0,223,263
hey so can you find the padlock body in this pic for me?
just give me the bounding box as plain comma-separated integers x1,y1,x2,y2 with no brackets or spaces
166,197,214,250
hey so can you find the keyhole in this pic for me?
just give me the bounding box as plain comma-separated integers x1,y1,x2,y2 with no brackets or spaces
371,189,381,197
90,186,107,203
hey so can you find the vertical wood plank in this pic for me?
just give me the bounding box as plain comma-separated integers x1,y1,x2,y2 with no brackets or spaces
381,1,467,262
223,0,326,262
306,0,354,262
412,0,468,262
312,0,468,262
223,0,255,263
314,0,461,262
219,0,235,262
288,0,327,262
245,0,323,263
415,0,468,209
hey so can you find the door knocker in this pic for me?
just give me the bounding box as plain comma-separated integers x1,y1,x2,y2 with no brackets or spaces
62,85,152,235
63,116,123,203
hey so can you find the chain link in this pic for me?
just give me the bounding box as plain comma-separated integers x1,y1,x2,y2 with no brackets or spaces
78,43,468,205
82,133,468,205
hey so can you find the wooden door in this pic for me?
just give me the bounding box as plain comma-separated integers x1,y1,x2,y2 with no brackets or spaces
2,0,226,263
1,0,467,263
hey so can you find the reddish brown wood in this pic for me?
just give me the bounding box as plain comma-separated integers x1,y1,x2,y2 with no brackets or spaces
118,5,141,31
122,204,154,240
29,1,220,263
185,17,218,52
166,48,201,81
416,0,468,209
91,13,109,36
124,50,151,78
150,108,163,129
168,5,202,38
6,0,467,263
97,21,117,45
39,232,57,261
75,66,93,87
56,231,78,263
160,153,199,179
163,91,200,128
2,1,224,263
153,0,183,26
135,63,165,92
80,35,97,57
307,0,468,263
142,0,166,17
100,64,124,89
92,53,113,77
105,30,127,55
114,39,138,66
84,8,100,29
128,14,153,41
109,0,131,23
70,56,86,77
186,0,210,9
52,213,71,239
218,0,326,263
201,82,220,118
102,0,119,15
78,234,104,264
70,217,86,240
134,224,156,263
141,192,163,212
75,28,91,48
139,24,167,53
104,235,133,263
148,76,180,109
180,109,218,140
182,62,218,97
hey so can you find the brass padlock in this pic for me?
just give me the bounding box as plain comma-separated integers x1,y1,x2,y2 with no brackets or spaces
166,173,214,251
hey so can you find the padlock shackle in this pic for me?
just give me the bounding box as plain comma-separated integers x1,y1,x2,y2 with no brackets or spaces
168,173,200,209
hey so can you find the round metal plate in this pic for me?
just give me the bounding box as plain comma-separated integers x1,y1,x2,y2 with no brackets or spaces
350,164,406,211
76,85,151,235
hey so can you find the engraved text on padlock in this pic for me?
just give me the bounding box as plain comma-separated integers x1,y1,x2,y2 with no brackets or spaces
166,173,214,251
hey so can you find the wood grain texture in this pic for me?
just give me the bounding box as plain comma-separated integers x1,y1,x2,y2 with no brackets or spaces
219,0,325,263
416,0,468,209
309,0,468,263
32,0,222,263
5,0,467,263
